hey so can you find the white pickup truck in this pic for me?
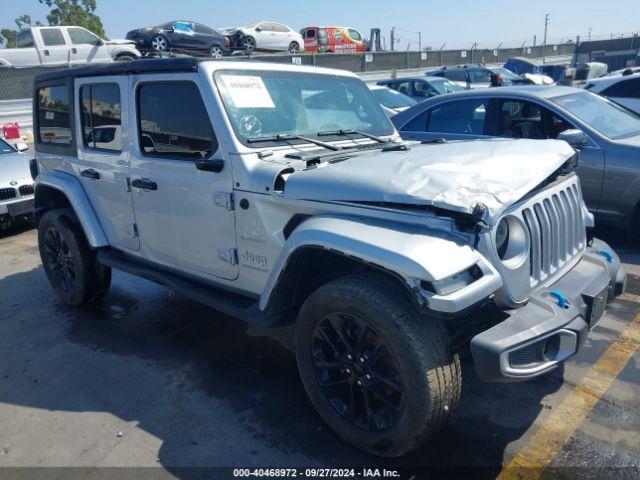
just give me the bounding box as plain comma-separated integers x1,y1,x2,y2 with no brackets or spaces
0,26,141,67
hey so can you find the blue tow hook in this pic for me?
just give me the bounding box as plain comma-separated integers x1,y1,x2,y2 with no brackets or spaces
550,290,568,308
598,250,613,263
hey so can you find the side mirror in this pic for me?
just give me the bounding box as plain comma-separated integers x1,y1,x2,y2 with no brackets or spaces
255,26,262,32
14,142,29,152
558,129,590,149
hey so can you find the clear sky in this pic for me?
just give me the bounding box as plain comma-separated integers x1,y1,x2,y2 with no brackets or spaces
2,0,639,49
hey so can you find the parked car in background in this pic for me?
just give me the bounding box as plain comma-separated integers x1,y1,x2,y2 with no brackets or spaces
490,67,554,86
0,26,140,67
221,22,303,53
426,65,496,89
300,26,367,53
0,138,34,229
585,72,640,114
393,86,640,230
126,21,230,58
503,57,570,83
367,85,416,116
377,76,464,100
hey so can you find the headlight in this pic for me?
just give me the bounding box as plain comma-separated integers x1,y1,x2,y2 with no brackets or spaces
494,216,529,267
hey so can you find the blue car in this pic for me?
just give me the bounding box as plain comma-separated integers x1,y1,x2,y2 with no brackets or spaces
377,76,464,101
392,86,640,230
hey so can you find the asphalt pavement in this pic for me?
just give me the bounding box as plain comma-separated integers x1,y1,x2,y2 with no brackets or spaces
0,223,639,479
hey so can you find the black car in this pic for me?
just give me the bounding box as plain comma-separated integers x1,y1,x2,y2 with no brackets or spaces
126,21,230,58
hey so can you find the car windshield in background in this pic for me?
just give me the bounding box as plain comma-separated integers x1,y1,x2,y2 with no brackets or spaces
493,68,520,81
370,88,417,109
0,139,14,154
431,79,465,94
553,92,640,140
215,70,394,145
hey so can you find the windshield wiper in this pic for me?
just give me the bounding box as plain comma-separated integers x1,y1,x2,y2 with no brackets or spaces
317,129,390,144
247,134,341,151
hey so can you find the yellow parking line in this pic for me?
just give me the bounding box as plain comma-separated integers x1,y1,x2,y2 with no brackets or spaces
497,313,640,480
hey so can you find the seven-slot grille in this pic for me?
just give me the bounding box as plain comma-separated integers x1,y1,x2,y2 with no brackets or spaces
520,180,586,287
19,184,35,196
0,187,17,201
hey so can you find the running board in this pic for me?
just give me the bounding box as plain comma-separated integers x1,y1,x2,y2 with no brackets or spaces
97,249,281,328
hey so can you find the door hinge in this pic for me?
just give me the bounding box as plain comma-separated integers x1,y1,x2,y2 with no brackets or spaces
218,247,238,266
214,191,234,211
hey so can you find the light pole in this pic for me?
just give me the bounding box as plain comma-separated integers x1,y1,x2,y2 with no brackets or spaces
543,13,550,62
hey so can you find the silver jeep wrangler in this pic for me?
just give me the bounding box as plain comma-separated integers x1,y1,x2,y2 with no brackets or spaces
32,58,626,457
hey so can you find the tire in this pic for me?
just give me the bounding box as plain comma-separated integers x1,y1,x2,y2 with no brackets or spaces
295,273,461,457
151,35,168,52
38,208,111,306
288,42,300,54
115,54,137,62
242,36,256,52
210,46,224,59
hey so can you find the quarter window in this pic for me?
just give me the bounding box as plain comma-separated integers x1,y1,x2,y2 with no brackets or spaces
37,85,72,145
40,29,66,46
426,99,488,134
68,28,101,46
80,84,122,151
348,29,362,41
444,70,467,82
137,82,217,160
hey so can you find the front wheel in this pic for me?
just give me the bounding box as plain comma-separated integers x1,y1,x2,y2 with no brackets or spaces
295,273,460,457
210,46,224,59
242,36,256,52
151,35,168,52
288,42,300,54
38,208,111,306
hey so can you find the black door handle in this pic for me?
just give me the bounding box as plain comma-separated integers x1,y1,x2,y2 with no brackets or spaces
44,50,50,56
195,159,225,173
71,48,78,54
131,178,158,190
81,168,100,180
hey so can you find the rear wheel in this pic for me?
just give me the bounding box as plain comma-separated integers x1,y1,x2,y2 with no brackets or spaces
38,208,111,306
115,53,137,62
295,273,461,457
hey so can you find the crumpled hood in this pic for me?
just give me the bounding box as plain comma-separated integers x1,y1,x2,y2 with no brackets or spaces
105,38,136,46
0,153,32,186
283,139,575,223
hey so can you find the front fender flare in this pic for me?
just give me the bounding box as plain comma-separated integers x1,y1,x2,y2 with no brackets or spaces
36,171,108,248
260,216,501,314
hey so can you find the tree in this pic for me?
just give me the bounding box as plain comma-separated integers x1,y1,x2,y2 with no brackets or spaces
38,0,105,38
1,29,17,48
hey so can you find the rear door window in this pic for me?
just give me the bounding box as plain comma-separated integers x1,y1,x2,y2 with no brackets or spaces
469,69,493,84
80,83,122,151
426,99,488,134
137,82,218,160
40,29,67,46
37,85,72,145
16,30,35,48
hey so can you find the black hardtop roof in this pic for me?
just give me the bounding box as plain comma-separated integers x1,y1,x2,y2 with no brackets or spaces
34,57,203,84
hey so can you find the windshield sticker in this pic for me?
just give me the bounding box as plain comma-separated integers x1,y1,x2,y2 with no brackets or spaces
220,75,275,109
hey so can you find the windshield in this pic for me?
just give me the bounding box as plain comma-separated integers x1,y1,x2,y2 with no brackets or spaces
431,79,465,94
553,92,640,139
493,67,520,81
0,139,14,155
215,70,394,146
370,88,416,109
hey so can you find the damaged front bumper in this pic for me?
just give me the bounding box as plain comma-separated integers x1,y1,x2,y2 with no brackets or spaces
471,238,627,382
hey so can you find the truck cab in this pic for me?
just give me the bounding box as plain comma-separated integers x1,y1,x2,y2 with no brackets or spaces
0,26,140,67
